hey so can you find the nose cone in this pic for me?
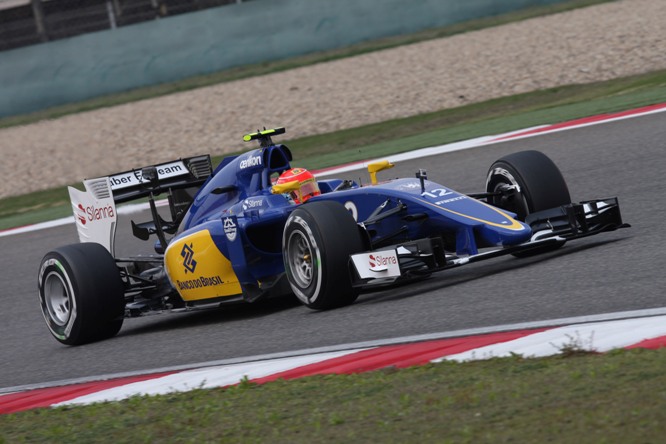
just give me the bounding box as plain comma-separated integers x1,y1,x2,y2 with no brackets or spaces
477,215,532,246
416,187,532,248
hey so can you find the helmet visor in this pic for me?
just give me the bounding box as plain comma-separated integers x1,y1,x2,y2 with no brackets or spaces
299,180,319,199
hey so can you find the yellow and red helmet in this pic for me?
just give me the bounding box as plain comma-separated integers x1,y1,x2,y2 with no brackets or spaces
275,168,321,204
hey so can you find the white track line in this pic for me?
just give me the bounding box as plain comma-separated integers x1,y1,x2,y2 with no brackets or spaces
52,349,366,407
439,315,666,362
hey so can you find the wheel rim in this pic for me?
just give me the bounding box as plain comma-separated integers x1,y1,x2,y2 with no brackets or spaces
44,271,72,326
488,167,529,220
493,182,528,220
287,231,314,288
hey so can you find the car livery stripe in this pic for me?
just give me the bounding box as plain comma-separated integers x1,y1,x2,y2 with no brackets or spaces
414,196,526,230
2,314,666,415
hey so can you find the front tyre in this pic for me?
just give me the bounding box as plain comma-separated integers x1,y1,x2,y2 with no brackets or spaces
486,150,571,220
38,243,125,345
486,150,572,257
283,201,364,310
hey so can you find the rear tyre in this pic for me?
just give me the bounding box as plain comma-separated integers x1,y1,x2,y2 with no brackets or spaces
38,243,125,345
486,150,571,256
283,201,364,310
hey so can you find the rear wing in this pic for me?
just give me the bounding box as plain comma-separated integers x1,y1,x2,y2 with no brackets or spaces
107,155,213,204
68,156,213,255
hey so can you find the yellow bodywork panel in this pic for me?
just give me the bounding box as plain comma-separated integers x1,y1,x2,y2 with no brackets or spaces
165,229,242,301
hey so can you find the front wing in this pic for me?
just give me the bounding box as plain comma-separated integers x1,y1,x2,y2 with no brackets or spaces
349,197,629,287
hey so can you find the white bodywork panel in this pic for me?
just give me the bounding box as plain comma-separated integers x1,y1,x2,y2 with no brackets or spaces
68,178,117,255
351,249,401,279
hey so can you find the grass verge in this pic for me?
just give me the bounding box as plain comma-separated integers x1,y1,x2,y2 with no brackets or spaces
2,67,666,230
1,348,665,442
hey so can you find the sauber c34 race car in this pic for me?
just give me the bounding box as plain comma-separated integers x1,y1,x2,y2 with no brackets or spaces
38,128,629,345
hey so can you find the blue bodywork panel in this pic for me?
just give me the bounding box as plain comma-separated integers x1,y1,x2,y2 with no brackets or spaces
169,143,532,300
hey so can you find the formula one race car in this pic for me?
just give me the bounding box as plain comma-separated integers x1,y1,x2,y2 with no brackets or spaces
38,128,629,345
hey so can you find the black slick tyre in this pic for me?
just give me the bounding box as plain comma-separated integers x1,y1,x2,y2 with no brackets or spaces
486,150,571,220
486,150,571,256
38,243,125,345
283,201,364,310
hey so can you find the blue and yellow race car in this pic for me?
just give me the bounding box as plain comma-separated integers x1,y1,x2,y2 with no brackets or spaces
38,128,628,345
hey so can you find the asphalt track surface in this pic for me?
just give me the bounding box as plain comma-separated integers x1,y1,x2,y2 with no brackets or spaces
1,113,665,390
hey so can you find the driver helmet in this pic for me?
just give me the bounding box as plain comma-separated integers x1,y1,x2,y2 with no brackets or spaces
275,168,321,204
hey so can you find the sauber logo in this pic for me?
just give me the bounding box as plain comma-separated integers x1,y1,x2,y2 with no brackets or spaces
369,253,398,271
181,243,197,274
75,203,115,225
224,217,237,241
239,155,262,169
399,182,421,189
